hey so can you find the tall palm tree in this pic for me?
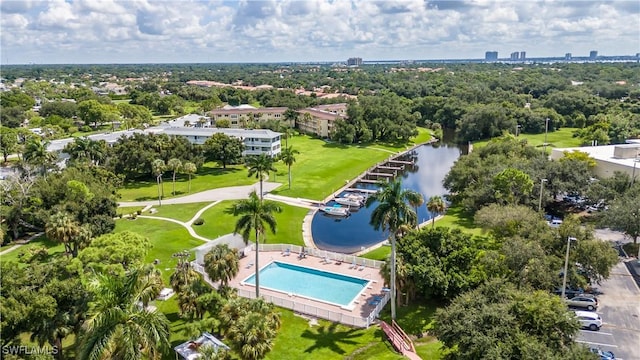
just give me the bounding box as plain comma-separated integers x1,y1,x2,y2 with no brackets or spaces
228,312,277,360
64,137,92,163
204,244,240,287
231,191,282,298
183,162,197,193
408,193,425,229
167,158,182,196
78,267,170,360
278,146,299,190
426,195,447,228
23,137,56,175
245,154,277,200
45,212,81,257
152,159,165,206
365,180,420,320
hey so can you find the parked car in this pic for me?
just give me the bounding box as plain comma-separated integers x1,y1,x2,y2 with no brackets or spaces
574,310,602,331
553,286,586,298
590,347,615,359
565,295,598,311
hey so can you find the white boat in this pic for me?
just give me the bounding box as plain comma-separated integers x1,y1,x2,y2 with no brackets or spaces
320,205,350,217
334,197,363,207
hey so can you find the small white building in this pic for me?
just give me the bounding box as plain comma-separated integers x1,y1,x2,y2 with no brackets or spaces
550,143,640,179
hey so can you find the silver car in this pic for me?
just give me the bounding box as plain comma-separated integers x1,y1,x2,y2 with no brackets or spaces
566,295,598,311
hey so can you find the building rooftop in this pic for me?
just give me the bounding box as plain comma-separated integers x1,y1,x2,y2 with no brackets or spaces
174,332,229,360
160,126,281,138
551,144,640,168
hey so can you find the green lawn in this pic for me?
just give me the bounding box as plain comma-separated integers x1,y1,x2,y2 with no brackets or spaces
114,218,204,283
0,235,66,264
192,201,308,245
144,202,213,222
117,206,144,216
435,206,484,237
361,246,391,261
473,127,582,151
118,163,255,201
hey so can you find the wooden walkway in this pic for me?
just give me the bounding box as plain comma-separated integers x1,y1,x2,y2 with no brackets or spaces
379,320,421,359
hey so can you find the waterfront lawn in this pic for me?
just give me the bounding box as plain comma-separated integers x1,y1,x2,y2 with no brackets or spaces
143,201,212,222
114,218,204,283
271,135,393,200
435,206,483,237
473,127,582,150
361,246,391,261
193,201,307,246
118,163,254,201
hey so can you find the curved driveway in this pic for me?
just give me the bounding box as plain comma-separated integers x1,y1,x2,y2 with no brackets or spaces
118,182,282,207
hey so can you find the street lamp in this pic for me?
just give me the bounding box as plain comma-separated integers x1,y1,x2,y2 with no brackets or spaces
561,236,578,299
538,178,548,212
543,118,550,154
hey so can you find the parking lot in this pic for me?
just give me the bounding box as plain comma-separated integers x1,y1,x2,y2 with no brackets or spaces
574,260,640,360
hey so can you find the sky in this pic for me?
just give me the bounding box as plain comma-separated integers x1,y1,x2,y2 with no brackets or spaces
1,0,639,64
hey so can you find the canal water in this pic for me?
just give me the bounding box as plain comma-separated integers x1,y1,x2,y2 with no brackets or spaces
311,141,462,254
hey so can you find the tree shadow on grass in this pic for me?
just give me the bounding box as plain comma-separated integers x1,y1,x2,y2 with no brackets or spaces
300,322,364,355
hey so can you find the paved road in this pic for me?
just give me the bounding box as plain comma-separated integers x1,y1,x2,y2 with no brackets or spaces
576,260,640,360
118,182,282,207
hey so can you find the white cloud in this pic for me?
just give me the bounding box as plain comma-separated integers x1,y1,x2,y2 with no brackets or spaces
0,0,637,64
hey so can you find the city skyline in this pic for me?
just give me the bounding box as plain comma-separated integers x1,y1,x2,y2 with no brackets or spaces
1,0,639,65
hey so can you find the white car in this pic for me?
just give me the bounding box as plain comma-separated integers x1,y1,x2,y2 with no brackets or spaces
574,310,602,331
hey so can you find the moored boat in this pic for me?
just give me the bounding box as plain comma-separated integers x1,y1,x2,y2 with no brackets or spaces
319,205,350,217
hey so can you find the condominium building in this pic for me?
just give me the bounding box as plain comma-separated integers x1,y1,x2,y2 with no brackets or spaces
209,106,289,128
160,127,282,157
296,103,348,138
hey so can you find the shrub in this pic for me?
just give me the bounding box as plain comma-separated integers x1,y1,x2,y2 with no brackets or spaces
136,210,142,215
80,125,92,132
193,218,204,226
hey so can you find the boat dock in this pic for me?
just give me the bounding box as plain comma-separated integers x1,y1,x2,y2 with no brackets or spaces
387,159,414,166
344,188,378,194
367,172,394,178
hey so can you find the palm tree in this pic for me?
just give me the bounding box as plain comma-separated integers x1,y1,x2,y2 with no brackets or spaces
45,212,81,257
228,312,277,360
167,158,182,196
23,137,56,175
152,159,165,206
365,180,420,320
78,267,170,360
65,137,92,163
183,162,197,193
278,146,299,190
231,191,282,297
246,154,277,200
408,194,425,229
170,257,200,292
426,195,447,228
204,244,240,287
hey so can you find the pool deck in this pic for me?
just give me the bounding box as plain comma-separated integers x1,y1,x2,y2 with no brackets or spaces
229,250,387,323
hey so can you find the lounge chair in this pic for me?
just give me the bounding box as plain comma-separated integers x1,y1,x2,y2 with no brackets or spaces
335,260,342,265
282,248,290,256
246,262,254,269
368,298,381,306
358,265,365,271
349,261,357,269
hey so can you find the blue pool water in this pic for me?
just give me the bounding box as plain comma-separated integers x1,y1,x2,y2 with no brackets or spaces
242,262,368,306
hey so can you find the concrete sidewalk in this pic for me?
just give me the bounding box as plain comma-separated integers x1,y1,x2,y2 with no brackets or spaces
119,182,282,207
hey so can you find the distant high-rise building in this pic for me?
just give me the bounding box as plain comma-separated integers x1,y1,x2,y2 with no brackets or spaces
347,57,362,66
590,50,598,59
520,51,526,60
485,51,498,61
565,53,572,60
510,52,519,61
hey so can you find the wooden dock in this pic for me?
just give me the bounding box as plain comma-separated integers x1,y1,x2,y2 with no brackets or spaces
367,172,394,177
357,179,381,184
388,159,414,165
377,165,404,171
345,188,378,194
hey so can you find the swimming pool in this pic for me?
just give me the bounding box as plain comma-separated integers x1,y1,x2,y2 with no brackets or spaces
242,262,369,307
